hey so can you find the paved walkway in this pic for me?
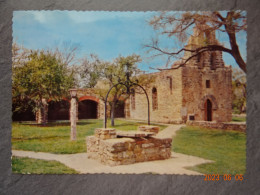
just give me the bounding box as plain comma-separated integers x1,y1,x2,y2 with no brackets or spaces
12,125,214,175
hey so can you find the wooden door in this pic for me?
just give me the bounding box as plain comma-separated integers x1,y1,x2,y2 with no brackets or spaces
204,99,212,121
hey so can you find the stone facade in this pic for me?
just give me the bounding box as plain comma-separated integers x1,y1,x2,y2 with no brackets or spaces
128,68,183,124
127,65,232,123
86,126,172,166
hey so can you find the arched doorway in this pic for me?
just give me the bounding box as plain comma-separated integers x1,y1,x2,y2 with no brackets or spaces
204,99,212,121
48,100,70,121
78,100,98,119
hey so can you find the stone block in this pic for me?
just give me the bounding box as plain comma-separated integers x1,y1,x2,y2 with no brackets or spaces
94,128,116,140
141,143,155,148
116,130,155,138
138,125,160,134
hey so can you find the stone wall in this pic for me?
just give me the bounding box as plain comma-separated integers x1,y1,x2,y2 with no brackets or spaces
187,121,246,132
86,126,172,166
128,68,183,124
127,63,232,124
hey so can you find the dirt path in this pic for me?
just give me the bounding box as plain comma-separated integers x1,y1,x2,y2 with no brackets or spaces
12,125,214,175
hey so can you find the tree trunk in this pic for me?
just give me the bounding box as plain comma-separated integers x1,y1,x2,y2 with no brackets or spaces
36,99,48,124
225,12,247,73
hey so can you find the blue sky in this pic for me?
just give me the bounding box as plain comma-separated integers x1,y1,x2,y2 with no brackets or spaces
13,11,247,72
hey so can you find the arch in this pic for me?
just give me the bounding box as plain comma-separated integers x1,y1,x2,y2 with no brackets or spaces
152,87,158,110
79,96,99,103
48,100,70,121
78,100,98,119
199,95,218,110
204,99,212,121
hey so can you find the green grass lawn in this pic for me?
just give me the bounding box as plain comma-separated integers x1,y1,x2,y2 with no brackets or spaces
172,126,246,175
12,119,166,154
12,119,246,175
232,116,246,122
12,156,79,174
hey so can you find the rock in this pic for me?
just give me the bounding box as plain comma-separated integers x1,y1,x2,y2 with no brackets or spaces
138,125,160,134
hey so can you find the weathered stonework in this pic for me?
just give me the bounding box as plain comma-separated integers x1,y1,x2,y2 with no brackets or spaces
86,126,172,166
187,121,246,132
138,125,160,133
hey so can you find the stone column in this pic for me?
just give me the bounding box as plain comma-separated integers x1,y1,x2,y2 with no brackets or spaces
70,97,77,141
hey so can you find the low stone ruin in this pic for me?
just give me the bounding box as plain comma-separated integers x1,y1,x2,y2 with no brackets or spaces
86,125,172,166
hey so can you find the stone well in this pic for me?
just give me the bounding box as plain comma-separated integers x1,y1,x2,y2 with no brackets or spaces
86,125,172,166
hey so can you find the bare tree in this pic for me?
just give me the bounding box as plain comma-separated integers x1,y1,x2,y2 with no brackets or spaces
145,11,247,72
78,54,104,88
53,42,79,66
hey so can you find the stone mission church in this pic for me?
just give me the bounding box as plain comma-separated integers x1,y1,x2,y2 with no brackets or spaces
13,27,232,124
126,27,232,124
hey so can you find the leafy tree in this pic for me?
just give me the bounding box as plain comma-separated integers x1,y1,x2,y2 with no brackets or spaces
232,68,246,114
77,54,104,88
79,54,153,126
146,11,247,72
12,48,76,124
98,55,143,126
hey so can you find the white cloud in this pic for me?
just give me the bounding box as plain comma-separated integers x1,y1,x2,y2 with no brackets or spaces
67,11,157,23
30,11,49,23
14,11,161,25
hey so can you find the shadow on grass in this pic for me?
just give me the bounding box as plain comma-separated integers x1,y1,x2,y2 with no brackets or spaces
17,120,98,127
112,122,140,127
12,135,69,141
